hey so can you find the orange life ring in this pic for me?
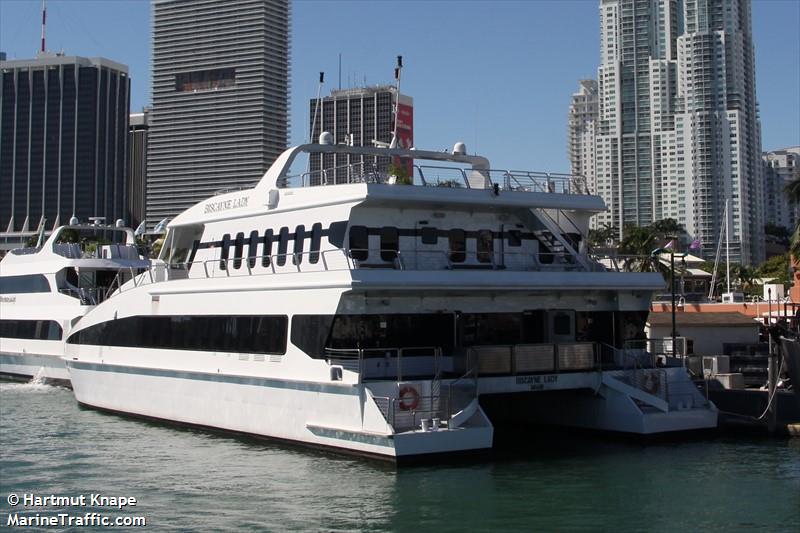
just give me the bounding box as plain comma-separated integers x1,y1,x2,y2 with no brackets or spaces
398,385,420,411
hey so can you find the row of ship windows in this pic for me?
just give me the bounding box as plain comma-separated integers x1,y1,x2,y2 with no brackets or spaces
214,225,529,269
0,274,50,294
0,319,63,341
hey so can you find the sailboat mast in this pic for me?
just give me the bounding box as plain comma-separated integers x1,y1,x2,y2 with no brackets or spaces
725,199,731,294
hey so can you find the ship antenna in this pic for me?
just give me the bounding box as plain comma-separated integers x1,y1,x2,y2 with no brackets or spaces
309,72,324,143
40,0,47,54
390,55,402,149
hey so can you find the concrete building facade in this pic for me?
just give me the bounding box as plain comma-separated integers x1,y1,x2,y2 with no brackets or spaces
0,54,130,248
128,108,150,230
763,147,800,232
572,0,764,264
307,86,413,185
147,0,290,226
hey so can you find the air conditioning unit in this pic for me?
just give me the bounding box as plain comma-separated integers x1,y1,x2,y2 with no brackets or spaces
702,355,730,378
721,292,745,303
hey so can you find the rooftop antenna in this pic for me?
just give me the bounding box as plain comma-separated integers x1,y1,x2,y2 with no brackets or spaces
338,53,342,91
40,0,47,54
390,55,402,149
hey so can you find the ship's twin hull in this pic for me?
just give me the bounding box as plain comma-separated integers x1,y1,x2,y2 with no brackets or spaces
65,360,494,460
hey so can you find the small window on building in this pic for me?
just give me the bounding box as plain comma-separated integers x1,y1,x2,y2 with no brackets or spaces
277,227,289,266
293,225,305,265
262,229,274,267
448,229,466,263
233,232,245,269
421,227,437,245
507,230,522,247
310,223,322,264
248,230,259,269
220,234,231,270
349,226,368,261
477,230,493,263
380,227,399,262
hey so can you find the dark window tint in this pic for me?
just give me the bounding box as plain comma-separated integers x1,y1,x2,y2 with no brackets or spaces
291,313,455,359
293,225,305,265
461,313,522,346
220,234,231,270
421,227,438,245
380,227,399,261
477,230,493,263
327,221,347,247
448,229,466,263
248,230,259,269
262,229,274,267
277,227,289,266
507,230,522,247
233,232,245,269
349,225,368,261
68,315,287,355
0,319,62,340
310,223,322,264
554,313,573,336
0,274,50,294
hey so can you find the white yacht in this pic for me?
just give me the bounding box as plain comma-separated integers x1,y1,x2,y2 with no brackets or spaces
0,221,150,385
64,137,716,461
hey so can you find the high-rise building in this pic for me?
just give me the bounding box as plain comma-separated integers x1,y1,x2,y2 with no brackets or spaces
307,86,413,185
567,79,598,196
128,108,150,230
763,147,800,231
574,0,764,264
147,0,290,226
0,54,130,248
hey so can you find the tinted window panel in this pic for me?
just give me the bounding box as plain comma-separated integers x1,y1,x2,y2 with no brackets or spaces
248,230,259,269
507,230,522,247
233,232,245,269
448,229,466,263
477,230,493,263
0,274,50,294
421,227,438,245
380,227,399,262
349,226,368,261
310,223,322,264
262,229,273,267
277,227,289,266
293,225,305,265
67,315,287,355
0,319,62,340
220,234,231,270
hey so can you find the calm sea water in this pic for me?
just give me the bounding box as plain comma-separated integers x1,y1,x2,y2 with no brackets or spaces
1,381,799,532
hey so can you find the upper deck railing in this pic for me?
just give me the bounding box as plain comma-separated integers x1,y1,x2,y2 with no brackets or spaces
288,160,591,195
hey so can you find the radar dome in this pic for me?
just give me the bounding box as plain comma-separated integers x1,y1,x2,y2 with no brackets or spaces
319,131,334,145
452,142,467,155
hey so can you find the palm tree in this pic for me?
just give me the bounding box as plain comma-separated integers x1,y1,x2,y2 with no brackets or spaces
786,177,800,256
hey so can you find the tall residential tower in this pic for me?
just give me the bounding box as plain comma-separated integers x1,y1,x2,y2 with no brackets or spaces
572,0,764,264
147,0,290,226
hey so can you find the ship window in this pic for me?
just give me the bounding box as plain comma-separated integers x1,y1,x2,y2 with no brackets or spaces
0,319,62,340
349,225,368,261
421,227,437,245
220,234,231,270
262,229,274,267
290,313,455,359
293,225,306,265
67,315,288,355
448,229,466,263
380,227,399,261
327,221,347,247
233,232,245,269
247,230,259,269
507,230,522,247
0,274,50,294
310,223,322,264
277,227,289,266
554,313,572,336
477,230,493,263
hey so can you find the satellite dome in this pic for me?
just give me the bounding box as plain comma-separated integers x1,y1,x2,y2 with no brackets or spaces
319,131,334,145
452,142,467,155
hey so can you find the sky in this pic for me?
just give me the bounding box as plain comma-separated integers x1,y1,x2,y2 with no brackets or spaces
1,0,798,172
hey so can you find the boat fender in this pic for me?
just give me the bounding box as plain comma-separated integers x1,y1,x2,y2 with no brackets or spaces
398,385,420,411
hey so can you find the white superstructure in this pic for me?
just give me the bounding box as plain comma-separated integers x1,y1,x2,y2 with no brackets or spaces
65,139,716,461
0,222,150,384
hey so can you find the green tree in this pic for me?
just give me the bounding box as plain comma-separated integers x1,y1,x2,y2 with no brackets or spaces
387,162,412,185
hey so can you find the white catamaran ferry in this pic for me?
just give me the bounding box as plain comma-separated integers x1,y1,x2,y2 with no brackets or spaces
0,221,150,384
64,137,716,461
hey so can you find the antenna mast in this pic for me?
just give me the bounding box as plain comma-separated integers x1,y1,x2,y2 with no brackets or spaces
390,55,402,149
40,0,47,53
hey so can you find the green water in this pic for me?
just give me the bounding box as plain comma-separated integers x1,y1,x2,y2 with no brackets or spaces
1,381,798,532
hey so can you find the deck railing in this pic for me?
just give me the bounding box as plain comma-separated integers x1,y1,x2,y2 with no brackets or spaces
288,161,591,195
